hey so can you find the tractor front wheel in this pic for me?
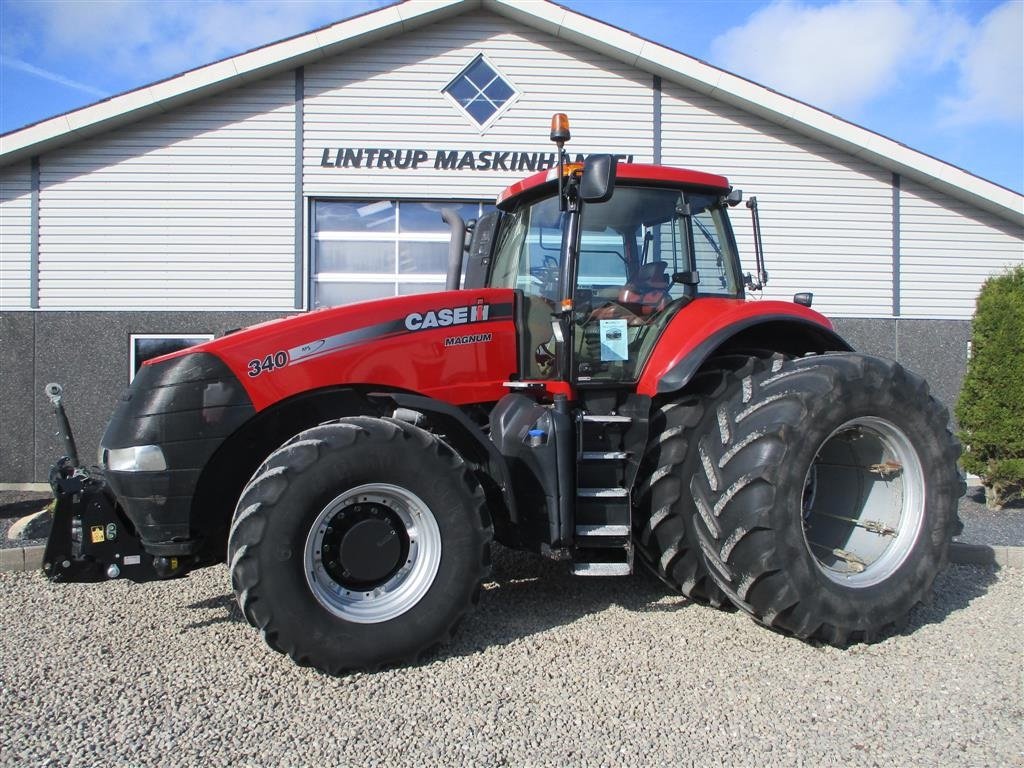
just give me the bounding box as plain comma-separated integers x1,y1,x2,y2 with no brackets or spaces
227,416,492,674
690,353,962,645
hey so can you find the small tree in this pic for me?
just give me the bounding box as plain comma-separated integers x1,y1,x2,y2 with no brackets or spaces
956,265,1024,509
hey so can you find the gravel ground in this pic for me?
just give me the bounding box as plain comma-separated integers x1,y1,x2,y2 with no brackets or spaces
0,492,51,550
0,547,1020,767
955,487,1024,546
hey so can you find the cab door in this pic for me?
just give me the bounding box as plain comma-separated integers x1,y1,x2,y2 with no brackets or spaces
484,195,568,382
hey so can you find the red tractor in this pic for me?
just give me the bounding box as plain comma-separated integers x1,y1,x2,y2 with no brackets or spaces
43,116,962,674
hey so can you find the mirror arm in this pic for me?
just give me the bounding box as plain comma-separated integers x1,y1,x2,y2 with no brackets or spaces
746,196,768,290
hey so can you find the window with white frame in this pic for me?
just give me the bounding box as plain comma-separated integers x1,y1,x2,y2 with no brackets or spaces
443,54,517,127
311,200,495,308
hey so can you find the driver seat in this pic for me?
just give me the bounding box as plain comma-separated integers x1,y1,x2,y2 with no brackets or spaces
619,261,670,316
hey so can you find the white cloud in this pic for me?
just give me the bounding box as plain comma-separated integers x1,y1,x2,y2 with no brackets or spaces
710,0,969,115
3,0,384,83
941,1,1024,126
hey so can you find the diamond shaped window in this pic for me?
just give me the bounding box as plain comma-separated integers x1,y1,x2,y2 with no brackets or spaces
444,55,516,126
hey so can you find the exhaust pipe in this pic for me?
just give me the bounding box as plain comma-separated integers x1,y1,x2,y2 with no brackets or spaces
442,208,467,291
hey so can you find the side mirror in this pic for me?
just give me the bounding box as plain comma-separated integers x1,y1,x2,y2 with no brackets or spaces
725,189,743,207
580,154,617,203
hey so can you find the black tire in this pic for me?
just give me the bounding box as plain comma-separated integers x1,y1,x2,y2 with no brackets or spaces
690,353,962,645
635,356,767,608
228,416,492,674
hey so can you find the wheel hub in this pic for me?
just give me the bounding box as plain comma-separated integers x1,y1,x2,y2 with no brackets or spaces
320,503,407,588
800,416,925,588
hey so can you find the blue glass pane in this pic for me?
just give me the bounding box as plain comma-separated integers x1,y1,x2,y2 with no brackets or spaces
465,98,496,124
398,282,446,296
315,200,395,233
463,57,497,88
445,77,477,106
314,282,395,309
483,78,513,105
399,241,449,274
400,201,481,233
315,241,395,273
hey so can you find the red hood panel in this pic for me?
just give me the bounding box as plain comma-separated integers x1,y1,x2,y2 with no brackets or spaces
150,289,519,410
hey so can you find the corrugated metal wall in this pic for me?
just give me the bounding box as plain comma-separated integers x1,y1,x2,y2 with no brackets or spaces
900,179,1023,319
35,74,297,310
303,11,654,200
660,83,895,318
0,163,32,309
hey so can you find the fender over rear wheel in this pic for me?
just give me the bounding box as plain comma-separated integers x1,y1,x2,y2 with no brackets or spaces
690,353,962,645
228,416,492,674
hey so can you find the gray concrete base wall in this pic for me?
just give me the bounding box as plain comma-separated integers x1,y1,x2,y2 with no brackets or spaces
1,311,286,483
831,317,972,410
1,312,972,482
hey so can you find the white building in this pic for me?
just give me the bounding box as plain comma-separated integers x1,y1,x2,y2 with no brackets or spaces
1,0,1021,482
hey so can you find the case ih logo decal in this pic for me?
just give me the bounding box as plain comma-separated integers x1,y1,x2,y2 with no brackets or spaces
405,300,490,331
258,299,512,374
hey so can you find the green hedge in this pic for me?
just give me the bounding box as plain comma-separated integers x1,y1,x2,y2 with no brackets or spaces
956,265,1024,509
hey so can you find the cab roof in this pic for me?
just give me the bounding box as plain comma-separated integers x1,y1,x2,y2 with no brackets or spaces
496,162,730,210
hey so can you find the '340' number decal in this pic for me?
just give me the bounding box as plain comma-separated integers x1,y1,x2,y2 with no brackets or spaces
247,351,289,378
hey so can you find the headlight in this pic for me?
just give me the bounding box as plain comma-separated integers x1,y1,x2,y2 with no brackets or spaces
103,445,167,472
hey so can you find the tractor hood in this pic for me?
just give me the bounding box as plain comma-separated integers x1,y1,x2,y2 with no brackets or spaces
147,289,519,410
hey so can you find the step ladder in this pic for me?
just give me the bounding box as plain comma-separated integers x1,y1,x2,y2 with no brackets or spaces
572,413,634,576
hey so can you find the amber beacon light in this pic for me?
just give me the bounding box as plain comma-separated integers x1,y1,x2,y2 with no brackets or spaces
549,113,571,144
550,113,571,210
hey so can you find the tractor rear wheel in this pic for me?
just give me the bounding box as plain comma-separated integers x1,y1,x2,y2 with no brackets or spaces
690,353,962,645
228,416,492,674
635,357,766,608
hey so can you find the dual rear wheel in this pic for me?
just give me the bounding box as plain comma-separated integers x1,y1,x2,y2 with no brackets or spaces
639,352,962,645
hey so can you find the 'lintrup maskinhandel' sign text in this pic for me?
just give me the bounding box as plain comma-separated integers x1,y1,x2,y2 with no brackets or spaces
319,148,635,172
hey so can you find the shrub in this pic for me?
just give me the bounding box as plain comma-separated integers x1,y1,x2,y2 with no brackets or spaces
956,265,1024,509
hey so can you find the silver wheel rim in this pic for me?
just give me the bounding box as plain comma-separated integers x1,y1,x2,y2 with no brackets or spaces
801,417,925,588
303,483,441,623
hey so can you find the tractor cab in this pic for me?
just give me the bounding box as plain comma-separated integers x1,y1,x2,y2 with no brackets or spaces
461,115,749,390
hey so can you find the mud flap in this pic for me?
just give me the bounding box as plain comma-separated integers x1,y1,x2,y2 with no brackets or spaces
42,472,169,583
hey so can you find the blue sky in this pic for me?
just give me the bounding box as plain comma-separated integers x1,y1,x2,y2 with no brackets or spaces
1,0,1021,192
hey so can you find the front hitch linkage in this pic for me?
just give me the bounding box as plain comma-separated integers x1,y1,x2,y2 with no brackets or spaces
41,383,165,583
